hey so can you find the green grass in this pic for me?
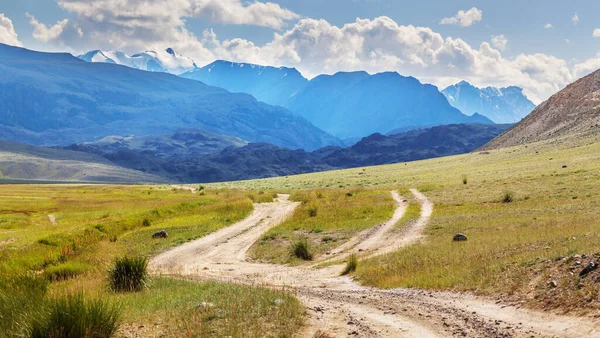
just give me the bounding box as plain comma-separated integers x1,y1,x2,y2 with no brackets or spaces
394,190,420,230
249,188,395,264
31,293,120,338
109,256,148,292
292,239,313,261
341,254,358,276
0,185,304,337
114,277,303,337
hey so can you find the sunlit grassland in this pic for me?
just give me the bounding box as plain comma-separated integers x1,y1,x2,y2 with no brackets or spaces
0,185,304,337
215,134,600,312
394,189,420,230
249,188,395,264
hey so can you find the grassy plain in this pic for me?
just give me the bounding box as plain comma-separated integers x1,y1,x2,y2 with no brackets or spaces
0,185,303,337
214,134,600,313
249,189,395,264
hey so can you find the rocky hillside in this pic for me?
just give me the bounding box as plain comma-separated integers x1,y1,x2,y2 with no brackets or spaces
70,123,509,183
483,69,600,150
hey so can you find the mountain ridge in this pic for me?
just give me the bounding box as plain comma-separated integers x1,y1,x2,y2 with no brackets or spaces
442,81,536,124
78,48,198,75
0,43,340,151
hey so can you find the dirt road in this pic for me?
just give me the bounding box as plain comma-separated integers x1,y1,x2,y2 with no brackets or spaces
151,191,600,337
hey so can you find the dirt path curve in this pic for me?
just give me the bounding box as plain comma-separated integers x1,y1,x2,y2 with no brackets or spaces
151,192,600,338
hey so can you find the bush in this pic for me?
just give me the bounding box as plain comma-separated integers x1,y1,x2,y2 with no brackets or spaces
307,207,318,217
31,293,120,338
109,256,148,292
502,190,515,203
142,218,151,227
462,175,468,185
45,263,88,282
291,239,313,261
341,254,358,276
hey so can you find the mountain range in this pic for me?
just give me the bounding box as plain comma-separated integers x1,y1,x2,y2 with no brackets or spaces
442,81,536,124
0,43,339,151
67,123,510,183
78,48,198,75
182,61,308,106
181,61,493,139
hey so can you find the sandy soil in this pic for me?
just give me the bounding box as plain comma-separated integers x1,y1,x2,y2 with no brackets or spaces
150,191,600,337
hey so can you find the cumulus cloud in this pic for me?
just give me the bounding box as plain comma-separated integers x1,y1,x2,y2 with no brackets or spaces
26,0,299,63
491,35,508,51
544,23,553,29
0,13,23,47
593,29,600,38
440,7,482,27
572,14,580,25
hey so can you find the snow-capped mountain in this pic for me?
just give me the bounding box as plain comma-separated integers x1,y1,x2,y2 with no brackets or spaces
442,81,536,124
78,48,198,75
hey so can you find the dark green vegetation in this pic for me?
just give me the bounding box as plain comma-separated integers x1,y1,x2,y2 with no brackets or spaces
65,123,509,183
0,185,303,337
109,256,148,292
31,293,120,338
292,239,314,261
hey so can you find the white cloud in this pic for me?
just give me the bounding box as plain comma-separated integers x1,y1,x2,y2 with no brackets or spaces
207,17,576,101
0,13,23,47
593,29,600,38
544,23,553,29
440,7,483,27
491,35,508,51
26,13,70,43
572,14,580,25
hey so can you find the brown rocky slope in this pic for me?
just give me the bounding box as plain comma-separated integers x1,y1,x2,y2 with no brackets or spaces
483,68,600,149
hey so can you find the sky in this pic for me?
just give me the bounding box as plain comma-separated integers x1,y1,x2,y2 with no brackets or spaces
1,0,600,103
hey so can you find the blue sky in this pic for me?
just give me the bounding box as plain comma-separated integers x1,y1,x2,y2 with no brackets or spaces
1,0,600,102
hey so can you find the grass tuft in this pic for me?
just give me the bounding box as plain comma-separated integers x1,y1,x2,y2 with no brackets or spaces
31,293,120,338
291,239,313,261
341,254,358,276
45,262,88,282
462,175,468,185
109,256,148,292
502,190,515,203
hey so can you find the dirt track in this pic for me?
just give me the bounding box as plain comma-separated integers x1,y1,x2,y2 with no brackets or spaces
150,191,600,337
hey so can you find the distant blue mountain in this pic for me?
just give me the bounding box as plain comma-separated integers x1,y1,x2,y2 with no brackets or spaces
0,44,340,151
182,63,493,139
284,72,493,139
181,60,308,106
442,81,536,123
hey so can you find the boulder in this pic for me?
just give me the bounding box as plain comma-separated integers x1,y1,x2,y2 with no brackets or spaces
579,262,598,277
453,233,468,242
152,230,168,239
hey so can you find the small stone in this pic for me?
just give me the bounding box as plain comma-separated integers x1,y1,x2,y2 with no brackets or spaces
580,262,598,277
549,280,558,288
152,230,168,239
453,233,468,242
196,302,215,309
273,299,284,305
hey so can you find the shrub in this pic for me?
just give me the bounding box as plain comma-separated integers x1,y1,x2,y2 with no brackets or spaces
31,293,120,338
341,254,358,276
109,256,148,292
45,262,88,282
345,192,354,197
462,175,468,185
291,239,313,261
307,207,318,217
502,190,515,203
142,218,151,227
